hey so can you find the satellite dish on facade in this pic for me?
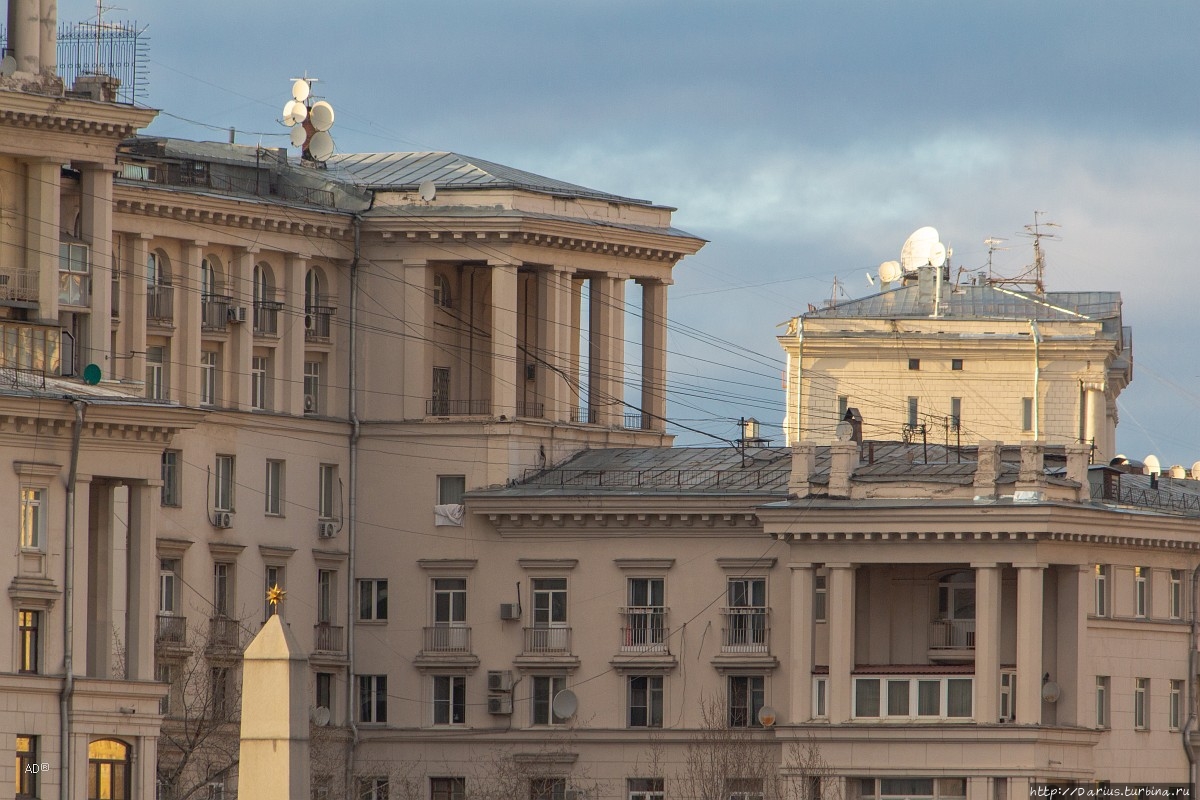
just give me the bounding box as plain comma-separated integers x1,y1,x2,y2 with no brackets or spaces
308,131,334,161
82,363,102,385
419,180,437,201
879,261,903,284
309,101,335,132
290,126,306,148
1143,455,1161,476
551,689,578,719
310,706,331,726
292,78,311,102
757,705,778,727
900,227,940,272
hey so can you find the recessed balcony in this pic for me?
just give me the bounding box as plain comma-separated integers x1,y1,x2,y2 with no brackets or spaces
304,300,335,342
147,284,174,323
202,296,232,332
928,618,976,662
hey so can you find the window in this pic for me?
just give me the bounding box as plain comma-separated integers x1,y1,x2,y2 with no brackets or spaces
727,778,765,800
1021,397,1034,432
161,450,181,507
859,778,966,800
814,574,827,623
530,778,567,800
532,578,568,628
1096,676,1109,727
1134,678,1149,730
1135,567,1149,618
628,675,664,727
213,562,232,617
813,677,827,718
317,570,335,625
200,351,217,406
531,675,567,725
304,361,320,414
359,579,388,621
319,464,338,520
728,675,765,727
853,676,972,719
210,666,231,718
87,739,131,800
215,455,235,512
200,258,216,301
159,558,180,614
1172,569,1183,620
433,273,452,308
908,358,920,370
837,395,848,419
628,777,664,800
146,345,166,401
19,487,45,549
952,358,963,370
17,610,39,673
158,663,174,715
1171,679,1183,731
16,734,37,799
431,777,466,800
359,777,389,800
907,396,919,428
59,241,90,306
251,355,269,410
265,565,285,618
433,675,466,725
1000,670,1016,722
726,577,767,648
626,577,665,648
950,397,962,431
438,474,466,505
358,675,387,723
431,366,451,414
316,672,333,711
433,578,465,626
1095,564,1108,617
265,460,284,515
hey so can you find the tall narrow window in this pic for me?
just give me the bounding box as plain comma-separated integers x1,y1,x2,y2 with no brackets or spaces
907,396,919,428
628,675,664,728
146,345,166,401
532,579,568,628
431,366,450,415
317,569,335,624
1021,397,1034,432
358,675,387,723
215,455,235,512
304,361,320,415
200,351,218,406
1171,569,1183,620
1134,567,1149,618
432,675,466,725
837,395,848,419
319,464,338,520
264,459,284,515
213,562,232,617
17,610,39,673
19,487,45,549
1134,677,1149,730
626,577,665,648
728,675,765,727
531,675,567,725
726,577,767,649
265,565,285,618
814,574,827,623
1171,679,1183,731
950,397,962,431
433,273,452,308
359,579,388,621
159,558,180,614
1094,565,1108,617
16,734,37,799
251,355,268,410
433,578,466,627
315,672,333,711
161,450,181,507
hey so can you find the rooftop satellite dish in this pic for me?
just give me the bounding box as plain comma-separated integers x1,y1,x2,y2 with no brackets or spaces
928,241,948,268
291,78,311,103
290,126,306,148
310,706,331,726
0,55,16,77
551,689,578,719
308,131,334,162
1191,461,1200,481
865,271,876,287
283,100,306,126
900,226,940,272
1170,465,1186,479
757,705,778,727
82,363,102,385
309,101,335,132
1143,454,1161,476
418,180,437,202
879,260,903,284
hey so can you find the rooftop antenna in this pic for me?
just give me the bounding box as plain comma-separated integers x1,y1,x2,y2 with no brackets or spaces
282,74,337,164
983,237,1008,282
1021,211,1060,295
826,276,848,308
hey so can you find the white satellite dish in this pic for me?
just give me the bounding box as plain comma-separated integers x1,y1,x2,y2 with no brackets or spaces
1190,461,1200,481
283,100,307,126
1170,464,1186,479
865,271,875,287
929,241,948,268
290,126,307,148
900,226,940,272
757,705,778,727
291,78,311,103
0,55,16,77
418,180,437,201
1143,454,1161,476
308,131,334,161
551,689,578,719
879,260,903,284
310,705,331,726
309,101,335,132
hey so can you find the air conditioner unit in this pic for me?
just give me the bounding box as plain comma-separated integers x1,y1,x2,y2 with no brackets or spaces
499,603,520,620
318,521,337,539
227,306,247,323
304,394,317,413
214,511,233,529
487,670,514,692
487,694,513,715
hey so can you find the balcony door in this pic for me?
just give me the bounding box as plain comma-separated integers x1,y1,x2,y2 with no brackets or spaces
935,571,976,648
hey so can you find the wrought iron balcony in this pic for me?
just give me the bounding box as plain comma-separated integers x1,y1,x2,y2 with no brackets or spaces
516,401,544,418
253,299,283,336
620,607,669,653
304,299,335,342
155,613,186,645
721,607,769,653
147,284,174,323
426,398,491,416
423,625,472,654
201,295,232,332
523,626,571,654
570,406,597,424
208,615,240,649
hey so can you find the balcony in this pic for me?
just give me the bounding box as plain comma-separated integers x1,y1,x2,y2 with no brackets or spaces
851,669,975,721
516,400,544,419
423,625,472,654
147,284,174,323
253,299,283,336
570,406,597,424
202,296,232,332
524,626,571,654
208,615,240,650
0,266,37,304
304,299,335,342
623,412,645,430
426,398,491,417
620,607,669,653
929,618,976,662
721,607,769,653
156,614,186,645
313,623,344,654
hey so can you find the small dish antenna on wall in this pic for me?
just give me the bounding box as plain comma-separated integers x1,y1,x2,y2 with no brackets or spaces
418,180,437,202
281,75,338,164
551,689,578,719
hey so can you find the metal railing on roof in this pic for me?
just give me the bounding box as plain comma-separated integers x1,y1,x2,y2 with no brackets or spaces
520,466,790,491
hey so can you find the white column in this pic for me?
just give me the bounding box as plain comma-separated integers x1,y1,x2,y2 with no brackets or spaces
402,260,430,419
1015,563,1045,724
1056,565,1088,727
81,164,116,373
280,254,308,415
588,274,625,426
789,563,815,722
10,0,39,75
229,248,256,410
123,235,150,384
176,241,205,406
569,276,583,419
125,481,159,681
489,261,518,419
27,158,60,323
536,267,573,422
640,278,668,431
827,563,856,723
974,563,1002,723
1083,381,1107,462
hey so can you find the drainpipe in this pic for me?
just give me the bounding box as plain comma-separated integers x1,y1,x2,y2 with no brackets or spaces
1184,562,1200,797
61,398,87,800
345,215,362,795
1029,321,1041,440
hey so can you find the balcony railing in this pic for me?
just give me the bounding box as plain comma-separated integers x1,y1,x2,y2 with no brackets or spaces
202,296,232,332
623,412,645,430
620,607,668,653
208,615,240,649
427,398,491,416
929,618,976,650
523,626,571,654
304,300,335,342
0,266,38,303
147,284,174,322
156,614,186,644
516,401,544,418
313,623,344,653
423,625,472,654
253,299,283,336
721,607,769,653
570,406,597,424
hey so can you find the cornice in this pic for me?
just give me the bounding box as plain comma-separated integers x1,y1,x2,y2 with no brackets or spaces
485,509,761,536
0,90,156,139
115,191,353,242
373,224,696,264
771,527,1200,554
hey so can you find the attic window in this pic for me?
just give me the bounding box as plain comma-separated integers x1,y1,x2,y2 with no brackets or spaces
952,359,963,371
908,358,920,371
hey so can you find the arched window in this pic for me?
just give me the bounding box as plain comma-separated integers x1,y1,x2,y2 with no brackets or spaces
305,268,321,311
87,738,130,800
200,258,216,301
252,264,270,306
146,253,159,287
433,273,452,308
937,571,976,621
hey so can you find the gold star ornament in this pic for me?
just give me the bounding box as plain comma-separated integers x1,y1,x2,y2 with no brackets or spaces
267,584,286,609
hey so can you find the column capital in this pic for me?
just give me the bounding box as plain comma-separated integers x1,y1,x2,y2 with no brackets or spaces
970,562,1003,570
1013,562,1047,570
826,562,857,570
190,239,210,249
788,562,817,571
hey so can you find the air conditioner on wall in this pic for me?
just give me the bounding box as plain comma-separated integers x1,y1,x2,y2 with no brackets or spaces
487,695,513,715
487,670,513,692
499,603,520,620
318,521,337,539
227,306,247,323
215,512,233,529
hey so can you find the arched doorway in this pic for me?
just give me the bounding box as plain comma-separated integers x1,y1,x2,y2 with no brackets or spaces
87,738,130,800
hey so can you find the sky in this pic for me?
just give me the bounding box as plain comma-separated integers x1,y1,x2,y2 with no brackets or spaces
58,0,1200,464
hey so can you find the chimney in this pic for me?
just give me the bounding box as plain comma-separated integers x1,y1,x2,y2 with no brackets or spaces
789,442,816,499
828,438,859,499
1014,442,1047,500
1065,443,1090,501
973,440,1002,498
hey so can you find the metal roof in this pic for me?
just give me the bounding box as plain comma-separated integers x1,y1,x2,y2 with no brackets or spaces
361,203,700,241
806,282,1122,323
324,151,658,206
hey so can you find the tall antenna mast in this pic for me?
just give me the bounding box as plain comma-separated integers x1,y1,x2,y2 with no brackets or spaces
1022,210,1060,295
983,237,1007,281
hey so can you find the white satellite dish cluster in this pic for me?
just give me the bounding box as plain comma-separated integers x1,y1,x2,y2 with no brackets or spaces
282,77,336,163
869,226,952,289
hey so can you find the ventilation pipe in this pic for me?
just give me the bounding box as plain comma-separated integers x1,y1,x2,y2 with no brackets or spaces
344,215,362,795
61,398,87,800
